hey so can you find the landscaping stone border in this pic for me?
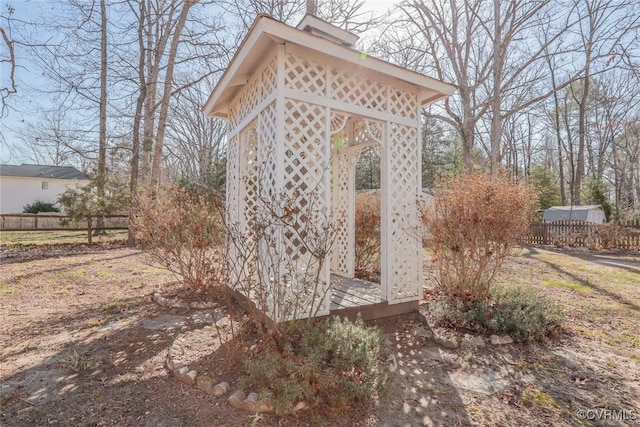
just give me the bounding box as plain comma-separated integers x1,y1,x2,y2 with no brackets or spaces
410,325,514,348
164,324,308,415
161,302,513,415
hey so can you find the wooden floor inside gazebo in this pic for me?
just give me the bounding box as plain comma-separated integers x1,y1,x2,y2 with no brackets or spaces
329,275,418,320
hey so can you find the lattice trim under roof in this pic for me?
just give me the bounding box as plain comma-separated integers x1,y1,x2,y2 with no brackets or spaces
203,15,455,118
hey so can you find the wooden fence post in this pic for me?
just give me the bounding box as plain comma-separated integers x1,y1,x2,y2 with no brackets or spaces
87,216,93,245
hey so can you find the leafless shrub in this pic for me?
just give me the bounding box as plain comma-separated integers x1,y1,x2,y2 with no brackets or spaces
423,172,538,302
133,185,226,291
354,191,380,282
226,175,339,336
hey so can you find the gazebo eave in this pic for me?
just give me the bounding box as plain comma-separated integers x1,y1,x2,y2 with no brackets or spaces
202,15,456,119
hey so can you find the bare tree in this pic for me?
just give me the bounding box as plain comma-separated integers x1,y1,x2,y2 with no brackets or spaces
95,0,109,234
0,9,17,118
15,113,88,165
148,0,196,189
566,0,639,204
127,0,147,246
390,0,580,173
130,0,227,188
165,83,226,186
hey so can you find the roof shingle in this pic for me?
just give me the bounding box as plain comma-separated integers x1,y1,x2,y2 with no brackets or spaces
0,164,88,180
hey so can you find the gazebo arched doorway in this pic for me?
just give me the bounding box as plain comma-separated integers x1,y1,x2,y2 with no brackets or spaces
328,113,385,314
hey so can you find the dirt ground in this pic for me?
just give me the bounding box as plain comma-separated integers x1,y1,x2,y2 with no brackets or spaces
0,242,638,426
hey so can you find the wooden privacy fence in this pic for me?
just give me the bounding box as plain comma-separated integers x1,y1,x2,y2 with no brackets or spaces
0,214,128,231
523,220,640,250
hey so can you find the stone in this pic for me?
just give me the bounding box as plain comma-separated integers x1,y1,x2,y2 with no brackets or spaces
190,301,214,309
256,398,274,413
490,334,513,345
411,326,433,340
213,382,230,397
168,344,182,358
97,317,137,332
421,348,444,362
153,293,167,305
243,392,259,412
170,300,188,309
196,375,217,394
142,315,187,330
190,311,215,325
175,367,196,385
212,309,226,323
434,336,458,349
228,391,246,410
467,336,486,347
388,354,398,373
293,401,308,412
449,366,509,395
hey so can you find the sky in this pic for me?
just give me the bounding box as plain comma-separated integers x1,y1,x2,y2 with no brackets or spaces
0,0,400,165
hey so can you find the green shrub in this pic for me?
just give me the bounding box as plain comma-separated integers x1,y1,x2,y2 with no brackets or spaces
240,316,388,414
429,285,562,342
490,286,563,341
23,200,60,213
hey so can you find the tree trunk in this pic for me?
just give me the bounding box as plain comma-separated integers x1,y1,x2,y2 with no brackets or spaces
490,0,502,176
87,215,93,245
575,74,589,205
128,0,148,247
95,0,108,236
149,0,195,190
460,95,475,174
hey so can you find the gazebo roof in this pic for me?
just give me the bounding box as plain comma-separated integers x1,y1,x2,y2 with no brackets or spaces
203,14,456,118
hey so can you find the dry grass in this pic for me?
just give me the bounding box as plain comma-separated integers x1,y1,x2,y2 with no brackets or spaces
0,230,127,246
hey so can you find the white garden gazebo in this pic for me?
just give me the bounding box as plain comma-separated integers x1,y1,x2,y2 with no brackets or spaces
203,14,454,322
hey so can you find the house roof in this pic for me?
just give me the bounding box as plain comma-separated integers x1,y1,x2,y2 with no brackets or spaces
543,205,604,222
203,15,456,118
545,205,603,212
0,164,88,180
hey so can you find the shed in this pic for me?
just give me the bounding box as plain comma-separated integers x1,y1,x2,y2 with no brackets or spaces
204,15,455,322
543,205,606,224
0,164,89,213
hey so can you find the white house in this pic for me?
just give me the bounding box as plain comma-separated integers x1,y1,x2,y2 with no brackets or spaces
543,205,606,224
0,164,89,213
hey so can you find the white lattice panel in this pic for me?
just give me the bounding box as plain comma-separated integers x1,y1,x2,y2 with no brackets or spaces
283,52,418,123
280,98,330,318
240,122,258,228
261,59,277,98
331,152,349,275
330,68,387,112
387,124,421,301
226,134,240,227
229,77,260,129
389,86,418,120
229,56,277,130
258,102,278,198
285,54,326,97
226,134,241,288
